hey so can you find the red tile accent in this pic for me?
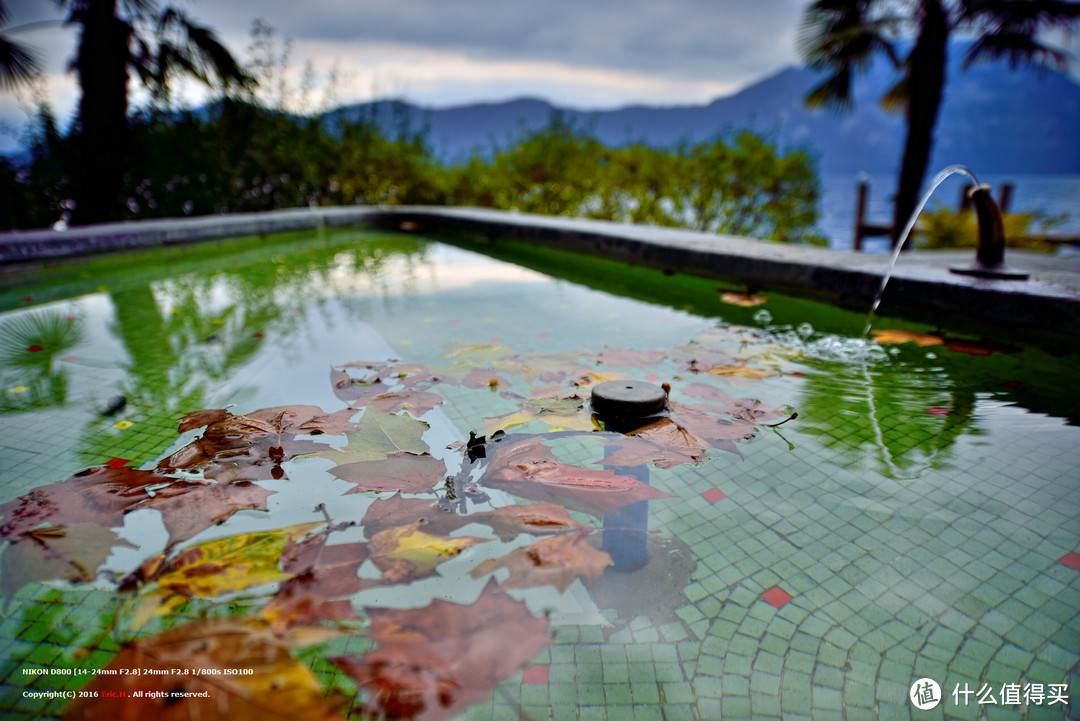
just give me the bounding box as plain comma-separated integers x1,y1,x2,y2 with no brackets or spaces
645,374,661,382
1061,552,1080,571
105,458,130,469
926,406,951,417
253,333,264,338
59,356,77,362
451,319,462,325
489,337,502,343
522,665,548,684
21,295,33,302
537,332,550,338
702,488,727,504
762,587,793,608
26,345,44,352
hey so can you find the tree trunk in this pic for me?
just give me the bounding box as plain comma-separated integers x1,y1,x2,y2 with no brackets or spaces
71,0,130,226
891,0,948,249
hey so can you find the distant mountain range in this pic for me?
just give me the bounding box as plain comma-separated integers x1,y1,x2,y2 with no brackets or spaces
326,46,1080,175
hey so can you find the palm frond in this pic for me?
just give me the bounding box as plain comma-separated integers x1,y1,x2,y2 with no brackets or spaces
0,33,39,89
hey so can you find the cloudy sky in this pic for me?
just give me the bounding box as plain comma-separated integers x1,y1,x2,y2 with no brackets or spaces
1,0,812,151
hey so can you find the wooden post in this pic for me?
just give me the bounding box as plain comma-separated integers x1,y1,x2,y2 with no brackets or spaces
998,182,1013,214
854,180,869,252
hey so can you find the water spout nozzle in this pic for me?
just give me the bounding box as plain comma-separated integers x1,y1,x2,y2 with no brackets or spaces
949,184,1029,280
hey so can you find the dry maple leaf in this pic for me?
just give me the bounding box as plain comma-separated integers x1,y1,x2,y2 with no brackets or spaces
370,390,444,416
329,453,447,495
1,524,133,599
63,616,349,721
330,579,550,721
471,530,611,592
317,410,431,465
626,417,710,462
0,466,168,541
679,383,789,424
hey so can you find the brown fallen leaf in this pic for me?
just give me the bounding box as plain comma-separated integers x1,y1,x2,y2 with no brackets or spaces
361,493,469,539
370,390,444,416
871,329,944,346
63,617,348,721
1,524,134,599
330,579,550,721
261,532,373,631
627,417,710,462
679,383,789,424
140,480,275,550
471,530,611,592
592,346,666,368
484,459,674,518
719,291,769,307
468,502,591,542
330,453,447,495
0,466,168,541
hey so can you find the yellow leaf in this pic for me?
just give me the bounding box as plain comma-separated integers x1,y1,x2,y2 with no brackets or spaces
704,364,774,379
720,291,768,307
369,522,489,578
871,329,944,346
127,523,321,626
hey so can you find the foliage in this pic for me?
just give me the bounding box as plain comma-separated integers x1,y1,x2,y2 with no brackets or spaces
4,99,824,244
912,204,1064,252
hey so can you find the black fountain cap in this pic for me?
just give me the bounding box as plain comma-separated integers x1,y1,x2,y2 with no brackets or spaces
591,380,668,421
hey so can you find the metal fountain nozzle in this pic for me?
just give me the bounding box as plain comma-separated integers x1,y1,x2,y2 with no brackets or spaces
949,184,1029,280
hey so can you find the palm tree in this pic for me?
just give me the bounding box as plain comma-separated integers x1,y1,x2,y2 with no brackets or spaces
8,1,251,225
798,0,1080,248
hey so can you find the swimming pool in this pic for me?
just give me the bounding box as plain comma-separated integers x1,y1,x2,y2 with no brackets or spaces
1,227,1078,719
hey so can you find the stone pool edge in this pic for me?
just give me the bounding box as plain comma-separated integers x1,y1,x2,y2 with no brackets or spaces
3,204,1079,336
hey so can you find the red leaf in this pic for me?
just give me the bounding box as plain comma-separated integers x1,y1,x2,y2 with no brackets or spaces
330,579,550,721
471,530,611,592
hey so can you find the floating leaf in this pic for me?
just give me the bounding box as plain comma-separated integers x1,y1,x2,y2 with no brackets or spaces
469,502,591,542
63,617,349,721
871,329,944,346
1,524,133,598
627,417,711,461
368,522,489,582
443,341,515,363
330,579,550,721
318,410,430,465
700,362,774,379
330,453,447,495
0,466,167,541
680,383,789,424
484,459,673,518
261,532,372,631
471,530,611,592
140,480,275,550
361,493,469,539
719,291,768,307
570,371,626,389
123,523,321,626
160,406,344,481
370,390,444,416
593,346,666,368
461,368,513,390
484,391,597,434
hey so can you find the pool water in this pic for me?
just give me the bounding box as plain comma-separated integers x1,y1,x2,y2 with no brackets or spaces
0,227,1078,720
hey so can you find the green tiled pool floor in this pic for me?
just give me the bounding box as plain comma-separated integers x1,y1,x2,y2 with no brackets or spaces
1,229,1078,720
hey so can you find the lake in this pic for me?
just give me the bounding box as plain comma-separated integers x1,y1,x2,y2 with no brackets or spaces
819,172,1080,252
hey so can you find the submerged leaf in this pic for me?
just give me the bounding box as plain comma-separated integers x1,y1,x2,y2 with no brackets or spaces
471,530,611,592
63,616,348,721
593,346,666,368
484,459,674,518
469,502,591,542
1,524,133,598
140,481,274,550
0,466,167,540
330,453,447,495
720,291,769,307
361,493,469,539
330,579,550,721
